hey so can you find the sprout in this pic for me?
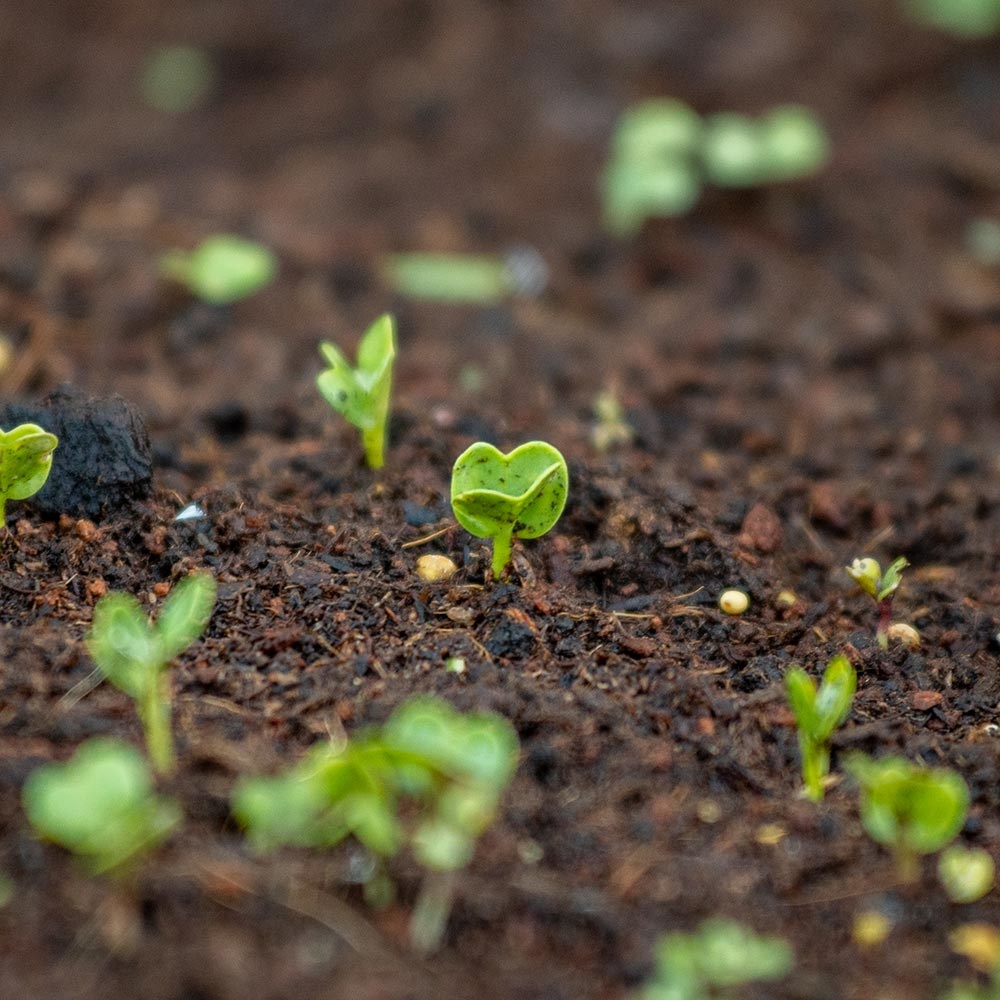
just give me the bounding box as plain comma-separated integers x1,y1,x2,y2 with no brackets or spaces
590,388,634,452
602,158,702,235
87,573,216,774
759,105,831,180
450,440,569,579
846,753,969,882
939,845,996,904
612,99,704,162
22,738,181,874
846,556,909,650
702,113,768,188
718,589,749,615
316,313,396,469
161,234,277,304
233,695,519,953
384,250,548,303
785,654,857,802
637,918,793,1000
0,423,58,529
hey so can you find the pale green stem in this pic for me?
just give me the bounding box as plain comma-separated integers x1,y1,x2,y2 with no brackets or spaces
801,737,828,803
361,426,385,469
409,869,456,955
491,524,514,579
141,672,175,775
895,844,920,885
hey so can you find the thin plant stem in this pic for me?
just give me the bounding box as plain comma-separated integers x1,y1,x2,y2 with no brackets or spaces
491,524,514,578
142,673,175,775
409,868,457,955
876,598,893,650
362,426,385,469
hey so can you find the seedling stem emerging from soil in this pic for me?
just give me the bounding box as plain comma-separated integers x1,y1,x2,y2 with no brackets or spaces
785,653,856,802
87,573,216,775
450,440,569,579
846,556,908,650
316,313,396,469
0,423,58,529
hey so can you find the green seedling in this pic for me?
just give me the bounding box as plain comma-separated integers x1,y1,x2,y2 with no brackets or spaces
161,234,277,304
385,248,548,303
141,45,216,113
846,753,969,882
22,738,181,874
451,440,569,579
87,573,216,775
939,845,996,904
637,918,793,1000
0,423,58,529
591,388,634,452
904,0,1000,37
845,555,909,650
316,313,396,469
943,924,1000,1000
785,653,857,802
233,695,519,952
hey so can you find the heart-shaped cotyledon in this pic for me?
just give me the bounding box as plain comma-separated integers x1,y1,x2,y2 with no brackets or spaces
450,440,568,578
0,423,58,527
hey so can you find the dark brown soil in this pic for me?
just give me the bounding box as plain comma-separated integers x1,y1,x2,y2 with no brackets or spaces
3,2,1000,998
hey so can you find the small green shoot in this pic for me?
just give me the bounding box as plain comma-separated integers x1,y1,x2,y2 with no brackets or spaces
939,845,996,903
591,388,634,452
161,234,277,304
943,924,1000,1000
846,753,969,882
451,440,569,579
904,0,1000,37
87,573,216,775
316,313,396,469
846,556,909,650
637,918,793,1000
0,423,58,528
385,248,548,303
22,738,181,874
141,45,216,113
233,695,519,952
785,653,857,802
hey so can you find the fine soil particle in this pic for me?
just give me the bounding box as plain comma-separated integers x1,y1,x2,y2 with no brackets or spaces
2,3,1000,1000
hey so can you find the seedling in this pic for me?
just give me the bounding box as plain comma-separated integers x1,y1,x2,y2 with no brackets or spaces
450,440,569,579
385,248,548,303
0,423,58,529
87,572,216,775
604,99,829,234
944,924,1000,1000
939,845,996,903
161,234,277,304
316,313,396,469
637,918,793,1000
233,695,519,952
785,653,857,801
845,555,909,649
846,753,969,882
904,0,1000,38
22,738,181,874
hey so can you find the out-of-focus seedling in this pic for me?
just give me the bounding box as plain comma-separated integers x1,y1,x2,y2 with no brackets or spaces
22,738,181,874
591,388,634,452
942,923,1000,1000
904,0,1000,38
385,247,548,303
450,440,569,579
785,653,857,802
161,234,277,304
141,45,216,113
846,556,909,650
233,695,519,953
316,313,396,469
0,423,58,529
636,918,794,1000
604,99,829,234
967,218,1000,266
939,845,996,904
846,753,969,882
87,573,216,775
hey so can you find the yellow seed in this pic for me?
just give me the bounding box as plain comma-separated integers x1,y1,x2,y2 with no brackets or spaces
887,622,920,649
718,589,749,615
776,589,798,607
755,822,787,846
415,554,458,582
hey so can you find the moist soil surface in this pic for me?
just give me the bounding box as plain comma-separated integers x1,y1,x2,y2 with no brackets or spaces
3,3,1000,998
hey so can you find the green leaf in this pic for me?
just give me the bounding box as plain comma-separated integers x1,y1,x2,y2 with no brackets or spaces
0,423,58,523
161,235,276,304
384,253,509,304
785,667,817,736
22,738,180,873
697,918,794,985
702,113,768,188
758,105,830,181
154,572,216,662
451,440,569,541
877,557,909,601
612,99,704,162
938,845,996,904
412,817,475,871
87,592,157,698
846,557,882,599
316,314,396,467
812,654,857,741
